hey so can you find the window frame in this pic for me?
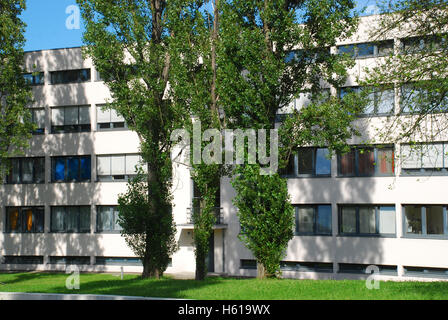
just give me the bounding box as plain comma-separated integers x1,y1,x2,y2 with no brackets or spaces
402,205,448,239
337,40,394,59
281,147,332,178
338,204,397,237
49,68,91,85
96,154,142,182
50,206,91,233
338,86,395,116
23,72,45,86
6,157,45,184
51,105,91,134
96,104,127,131
96,206,122,233
401,142,448,175
5,206,45,233
295,204,332,236
337,146,395,177
51,155,91,183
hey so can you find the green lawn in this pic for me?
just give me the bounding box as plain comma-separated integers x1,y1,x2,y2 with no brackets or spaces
0,272,448,299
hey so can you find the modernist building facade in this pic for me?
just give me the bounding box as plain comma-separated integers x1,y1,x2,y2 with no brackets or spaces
1,15,448,280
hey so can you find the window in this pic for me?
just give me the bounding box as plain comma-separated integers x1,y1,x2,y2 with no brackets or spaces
402,35,447,54
339,86,394,115
49,256,91,265
339,205,396,236
97,154,141,181
337,40,394,58
23,72,44,85
295,205,332,235
404,266,448,277
285,48,331,64
30,108,45,134
3,256,44,265
96,105,126,130
6,157,45,184
96,206,122,232
281,148,331,177
338,263,397,275
5,207,44,233
51,206,91,233
240,259,257,269
338,146,394,177
50,69,91,84
280,261,333,273
401,143,448,174
404,205,448,236
52,156,91,182
51,105,91,133
95,257,143,266
400,82,447,114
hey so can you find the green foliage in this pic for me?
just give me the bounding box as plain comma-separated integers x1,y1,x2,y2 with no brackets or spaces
117,168,177,279
231,164,294,278
0,0,34,180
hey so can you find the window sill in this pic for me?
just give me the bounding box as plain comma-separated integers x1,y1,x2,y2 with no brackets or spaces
337,234,397,238
336,174,395,178
95,231,122,234
282,175,332,179
294,233,332,237
401,235,448,240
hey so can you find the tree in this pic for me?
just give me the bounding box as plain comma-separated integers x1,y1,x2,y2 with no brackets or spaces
117,168,177,279
0,0,34,180
218,0,360,278
77,0,186,279
360,1,448,147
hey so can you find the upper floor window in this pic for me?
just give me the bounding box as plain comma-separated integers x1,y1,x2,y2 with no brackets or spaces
337,40,394,58
338,146,394,177
30,108,45,134
97,154,142,181
96,105,127,130
6,157,45,184
400,82,447,114
401,35,447,54
23,72,44,85
295,205,332,235
52,156,91,182
339,205,396,236
280,148,331,177
401,143,448,174
404,205,448,237
51,206,90,233
50,69,91,84
5,207,44,233
96,206,122,232
51,105,91,133
339,86,395,115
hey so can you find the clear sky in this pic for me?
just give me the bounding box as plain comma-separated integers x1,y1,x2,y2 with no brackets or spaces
21,0,379,52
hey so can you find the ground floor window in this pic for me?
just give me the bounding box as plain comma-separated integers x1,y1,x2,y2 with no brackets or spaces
403,205,448,236
295,205,332,235
339,205,396,236
51,206,91,233
5,207,44,233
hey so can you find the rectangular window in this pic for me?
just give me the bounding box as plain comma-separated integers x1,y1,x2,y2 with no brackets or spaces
402,35,446,54
404,205,448,237
96,105,126,130
339,205,396,236
6,157,45,184
5,207,44,233
51,106,91,133
338,146,394,177
49,256,91,265
337,40,394,58
23,72,44,85
97,154,142,181
50,206,91,233
280,261,333,273
339,86,394,115
51,156,91,182
3,256,44,265
401,143,448,174
295,205,332,235
96,206,122,232
339,263,397,275
30,108,46,134
95,257,143,266
294,148,331,177
50,69,91,84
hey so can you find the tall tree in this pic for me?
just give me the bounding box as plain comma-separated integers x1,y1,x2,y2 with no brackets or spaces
360,1,448,147
77,0,184,279
218,0,360,278
0,0,33,180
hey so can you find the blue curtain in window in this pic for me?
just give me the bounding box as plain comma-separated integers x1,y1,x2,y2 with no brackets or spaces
67,158,80,181
54,158,66,181
80,157,91,180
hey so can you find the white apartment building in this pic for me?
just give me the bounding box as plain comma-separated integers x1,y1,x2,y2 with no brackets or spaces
1,15,448,280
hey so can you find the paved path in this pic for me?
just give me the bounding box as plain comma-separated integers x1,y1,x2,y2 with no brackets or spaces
0,292,183,300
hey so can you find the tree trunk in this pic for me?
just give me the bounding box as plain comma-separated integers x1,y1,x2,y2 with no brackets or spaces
257,262,266,280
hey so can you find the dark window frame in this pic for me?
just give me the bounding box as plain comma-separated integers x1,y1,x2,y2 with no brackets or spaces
338,204,397,237
338,86,395,116
50,206,91,233
51,155,91,183
280,147,332,178
295,204,332,236
49,68,91,85
23,72,45,86
5,206,45,233
402,205,448,238
96,206,122,233
6,157,45,184
337,146,395,177
51,105,91,134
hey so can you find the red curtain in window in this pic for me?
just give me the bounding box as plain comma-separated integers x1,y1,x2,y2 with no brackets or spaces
340,150,355,175
358,149,375,175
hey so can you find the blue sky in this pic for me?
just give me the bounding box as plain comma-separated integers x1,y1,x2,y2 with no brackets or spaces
21,0,379,52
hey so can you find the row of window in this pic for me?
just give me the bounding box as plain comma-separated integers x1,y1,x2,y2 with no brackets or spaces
240,260,448,277
4,206,122,233
23,69,96,86
1,256,143,266
5,154,143,184
29,105,126,134
293,204,448,238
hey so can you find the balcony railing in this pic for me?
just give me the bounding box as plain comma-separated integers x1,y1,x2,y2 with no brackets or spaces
186,207,224,225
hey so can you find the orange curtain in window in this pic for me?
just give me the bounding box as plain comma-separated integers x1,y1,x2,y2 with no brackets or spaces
9,209,19,231
26,209,33,231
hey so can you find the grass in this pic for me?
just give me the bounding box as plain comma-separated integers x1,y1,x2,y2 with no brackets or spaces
1,272,448,300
